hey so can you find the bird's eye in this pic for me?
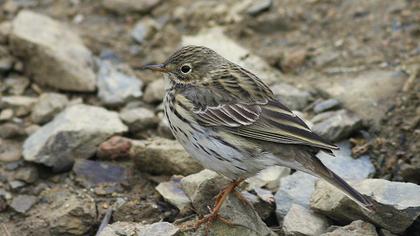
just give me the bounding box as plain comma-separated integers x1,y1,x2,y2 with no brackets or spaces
180,64,192,74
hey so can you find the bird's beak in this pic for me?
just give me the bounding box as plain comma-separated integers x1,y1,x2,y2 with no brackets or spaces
141,64,169,72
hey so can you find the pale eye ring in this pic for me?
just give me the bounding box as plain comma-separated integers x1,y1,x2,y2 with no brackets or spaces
180,64,192,74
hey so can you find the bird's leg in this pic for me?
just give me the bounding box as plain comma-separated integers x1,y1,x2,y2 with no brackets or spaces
194,178,244,231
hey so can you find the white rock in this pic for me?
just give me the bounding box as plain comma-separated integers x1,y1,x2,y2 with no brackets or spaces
31,93,69,124
155,176,191,213
283,204,330,236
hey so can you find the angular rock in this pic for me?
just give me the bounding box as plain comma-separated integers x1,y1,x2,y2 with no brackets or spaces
113,199,162,224
311,179,420,234
321,220,378,236
130,137,202,176
99,222,179,236
131,17,159,44
15,166,38,183
0,138,22,162
0,109,14,121
155,175,191,213
10,195,38,214
283,204,330,236
10,10,96,92
313,99,341,113
312,109,362,141
97,136,132,159
247,0,272,16
73,159,128,188
241,190,275,220
120,107,158,132
271,83,313,110
143,78,166,103
275,171,317,223
102,0,162,14
97,61,143,106
0,95,37,117
183,27,282,85
23,104,127,171
246,166,290,192
31,93,69,124
3,75,30,95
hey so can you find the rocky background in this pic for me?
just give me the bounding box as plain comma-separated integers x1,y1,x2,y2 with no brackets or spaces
0,0,419,235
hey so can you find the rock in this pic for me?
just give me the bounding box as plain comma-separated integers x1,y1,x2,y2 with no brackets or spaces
99,222,179,236
0,109,14,121
15,166,38,183
23,104,128,171
317,141,375,180
313,99,341,113
102,0,162,14
271,83,313,110
10,10,96,92
241,190,275,220
321,220,378,236
183,27,283,85
155,175,191,213
275,171,317,223
0,123,26,138
0,95,37,117
283,204,330,236
280,49,309,73
113,199,162,224
9,195,38,213
0,197,6,212
31,93,69,124
3,75,30,95
0,139,22,162
143,78,166,103
9,180,26,189
130,137,202,176
247,0,272,16
315,70,408,127
311,109,362,141
120,107,159,132
97,61,143,106
310,179,420,234
157,116,174,139
73,159,128,188
131,17,159,44
246,166,290,192
0,21,11,44
97,136,132,159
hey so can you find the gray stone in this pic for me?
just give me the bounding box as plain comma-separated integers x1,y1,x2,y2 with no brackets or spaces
246,166,290,192
15,166,38,183
9,180,26,189
313,99,341,113
271,83,313,110
183,27,282,85
143,78,166,103
157,116,174,139
275,171,317,223
73,159,128,188
283,204,330,236
312,109,362,141
0,123,26,139
23,104,127,171
0,109,14,121
321,220,378,236
31,93,69,124
120,107,158,132
0,138,22,162
99,222,179,236
130,137,202,176
315,70,407,127
113,199,162,224
155,176,191,213
241,190,275,220
310,179,420,234
247,0,272,16
10,10,96,92
102,0,162,14
97,61,143,106
131,17,159,44
0,95,37,117
0,21,11,44
10,195,38,213
3,75,30,95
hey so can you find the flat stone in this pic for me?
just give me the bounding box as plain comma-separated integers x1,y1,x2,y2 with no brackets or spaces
113,199,162,224
321,220,378,236
10,10,96,92
0,138,22,162
9,180,26,189
155,176,191,213
102,0,162,14
73,159,128,188
97,136,132,159
0,109,14,121
312,109,363,142
131,17,159,44
99,222,179,236
15,166,38,183
3,75,30,95
97,61,143,106
120,107,158,132
271,83,313,110
143,78,166,103
310,179,420,234
313,99,341,113
23,104,127,171
130,137,203,176
0,123,26,138
31,93,69,124
0,95,37,117
283,204,330,236
10,194,38,213
247,0,272,16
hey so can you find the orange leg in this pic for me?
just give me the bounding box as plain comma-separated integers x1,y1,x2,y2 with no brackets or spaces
194,178,245,233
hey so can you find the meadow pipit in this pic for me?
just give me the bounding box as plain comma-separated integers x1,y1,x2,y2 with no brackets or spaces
144,45,374,230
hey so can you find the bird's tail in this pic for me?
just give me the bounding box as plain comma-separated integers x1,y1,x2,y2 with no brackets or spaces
310,157,376,212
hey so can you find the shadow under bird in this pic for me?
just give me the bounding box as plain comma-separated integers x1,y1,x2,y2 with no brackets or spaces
143,45,375,230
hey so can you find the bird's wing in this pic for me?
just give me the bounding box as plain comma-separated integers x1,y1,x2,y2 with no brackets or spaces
190,65,338,151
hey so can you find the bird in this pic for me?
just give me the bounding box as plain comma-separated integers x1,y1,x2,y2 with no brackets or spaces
143,45,374,230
